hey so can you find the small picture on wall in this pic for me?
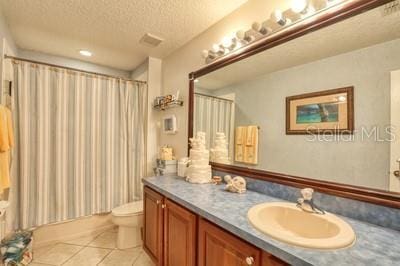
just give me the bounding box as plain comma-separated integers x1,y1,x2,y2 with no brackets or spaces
286,87,354,134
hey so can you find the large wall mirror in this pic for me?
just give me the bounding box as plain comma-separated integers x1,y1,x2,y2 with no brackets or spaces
189,0,400,207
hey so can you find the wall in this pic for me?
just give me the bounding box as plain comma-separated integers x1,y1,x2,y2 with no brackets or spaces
33,214,113,248
0,5,18,105
132,57,162,176
161,0,290,158
208,39,400,190
18,49,131,78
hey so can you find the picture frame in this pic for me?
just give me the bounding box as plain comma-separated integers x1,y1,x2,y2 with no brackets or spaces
286,87,354,135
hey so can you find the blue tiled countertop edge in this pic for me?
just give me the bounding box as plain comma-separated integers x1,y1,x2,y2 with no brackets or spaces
142,175,400,266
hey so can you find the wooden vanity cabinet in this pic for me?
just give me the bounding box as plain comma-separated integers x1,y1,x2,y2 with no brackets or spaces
144,186,287,266
198,218,261,266
143,186,164,265
164,198,197,266
143,186,197,266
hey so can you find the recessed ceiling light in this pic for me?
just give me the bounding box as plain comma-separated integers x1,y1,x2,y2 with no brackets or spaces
79,50,92,57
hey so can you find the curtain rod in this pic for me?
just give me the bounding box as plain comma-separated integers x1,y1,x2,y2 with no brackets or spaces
4,55,147,84
194,92,234,102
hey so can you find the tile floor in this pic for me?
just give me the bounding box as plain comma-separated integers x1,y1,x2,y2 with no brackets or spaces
31,228,154,266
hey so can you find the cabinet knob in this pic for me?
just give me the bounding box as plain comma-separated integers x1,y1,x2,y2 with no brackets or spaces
156,200,161,205
245,256,254,265
161,204,166,209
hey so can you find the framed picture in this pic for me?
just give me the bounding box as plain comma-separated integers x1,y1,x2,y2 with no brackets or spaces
286,87,354,134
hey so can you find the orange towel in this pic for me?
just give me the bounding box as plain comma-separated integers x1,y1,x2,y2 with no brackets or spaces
0,106,13,193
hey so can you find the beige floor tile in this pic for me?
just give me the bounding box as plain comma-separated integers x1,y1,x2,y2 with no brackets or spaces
63,247,111,266
133,252,154,266
33,243,82,265
33,245,55,259
63,235,97,246
98,247,142,266
29,263,55,266
87,231,117,249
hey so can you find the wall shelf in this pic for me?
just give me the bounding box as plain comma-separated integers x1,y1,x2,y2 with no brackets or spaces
153,100,183,111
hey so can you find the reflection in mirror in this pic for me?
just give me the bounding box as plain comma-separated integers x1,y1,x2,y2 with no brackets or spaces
194,5,400,192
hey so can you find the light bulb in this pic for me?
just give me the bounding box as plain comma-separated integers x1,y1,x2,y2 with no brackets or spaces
212,44,221,53
222,36,233,48
236,30,245,40
291,0,309,14
201,50,209,59
312,0,328,10
251,22,261,32
270,10,286,26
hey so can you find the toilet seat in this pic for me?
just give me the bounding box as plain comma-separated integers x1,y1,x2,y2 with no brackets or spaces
112,201,143,217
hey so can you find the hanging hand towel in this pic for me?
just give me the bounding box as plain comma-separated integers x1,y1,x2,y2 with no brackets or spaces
235,127,246,162
0,106,14,194
244,125,258,164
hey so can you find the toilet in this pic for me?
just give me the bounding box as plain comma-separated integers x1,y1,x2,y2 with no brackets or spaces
111,200,143,250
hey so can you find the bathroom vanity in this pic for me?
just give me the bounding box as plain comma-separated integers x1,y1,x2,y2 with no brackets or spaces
143,184,286,266
142,176,400,265
144,1,400,265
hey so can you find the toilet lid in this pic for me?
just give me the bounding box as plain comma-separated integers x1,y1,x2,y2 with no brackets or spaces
112,200,143,216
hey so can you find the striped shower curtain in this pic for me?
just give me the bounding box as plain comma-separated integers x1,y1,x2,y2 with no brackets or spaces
194,93,234,151
8,61,147,229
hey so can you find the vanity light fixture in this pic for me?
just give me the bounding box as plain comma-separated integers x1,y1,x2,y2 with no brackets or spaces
201,0,345,63
201,50,209,59
312,0,329,10
223,36,239,50
270,10,291,26
222,36,233,48
252,22,273,35
212,43,225,55
291,0,310,14
236,30,256,44
79,50,92,57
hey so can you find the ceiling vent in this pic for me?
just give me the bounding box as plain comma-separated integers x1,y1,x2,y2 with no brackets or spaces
139,33,164,47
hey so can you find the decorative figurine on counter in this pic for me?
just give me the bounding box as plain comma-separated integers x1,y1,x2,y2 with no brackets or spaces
224,175,247,193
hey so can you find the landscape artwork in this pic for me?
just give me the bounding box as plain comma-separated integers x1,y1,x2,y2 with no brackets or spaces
286,87,354,134
296,103,339,124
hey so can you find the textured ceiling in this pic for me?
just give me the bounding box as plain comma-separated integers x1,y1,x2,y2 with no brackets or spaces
0,0,247,70
198,6,400,90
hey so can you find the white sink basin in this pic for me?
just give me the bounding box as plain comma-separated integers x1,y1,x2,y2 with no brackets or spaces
248,202,355,249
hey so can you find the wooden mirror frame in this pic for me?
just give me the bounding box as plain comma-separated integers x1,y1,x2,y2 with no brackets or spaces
188,0,400,209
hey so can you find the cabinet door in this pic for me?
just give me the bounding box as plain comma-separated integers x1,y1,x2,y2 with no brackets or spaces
261,251,288,266
198,218,261,266
164,199,197,266
143,186,164,265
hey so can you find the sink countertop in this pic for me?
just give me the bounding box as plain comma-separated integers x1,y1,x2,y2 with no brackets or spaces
143,175,400,266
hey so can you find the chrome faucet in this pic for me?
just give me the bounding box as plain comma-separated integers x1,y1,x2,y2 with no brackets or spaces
296,188,325,215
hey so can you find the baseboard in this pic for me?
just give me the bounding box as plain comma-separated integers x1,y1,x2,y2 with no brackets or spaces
33,214,114,249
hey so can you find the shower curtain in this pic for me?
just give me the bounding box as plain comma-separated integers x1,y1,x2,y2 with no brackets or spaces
7,61,147,229
194,93,234,151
